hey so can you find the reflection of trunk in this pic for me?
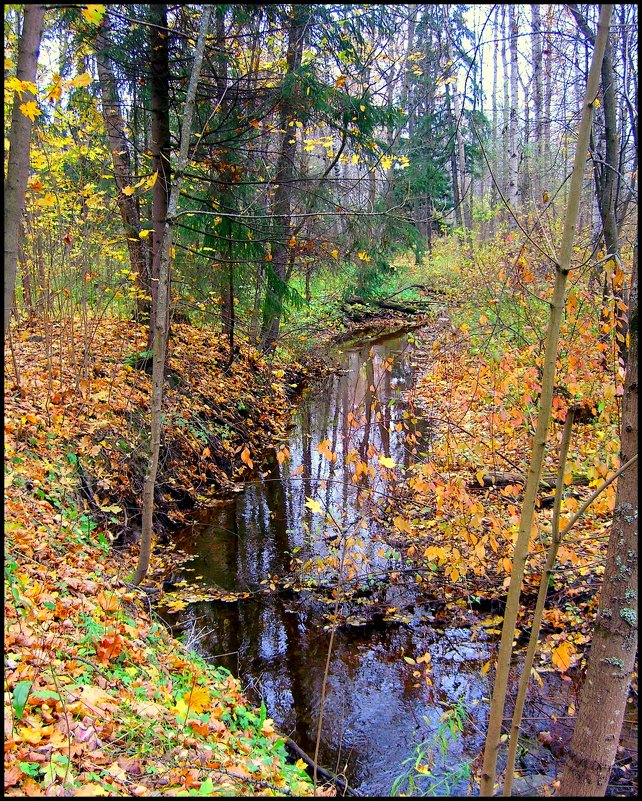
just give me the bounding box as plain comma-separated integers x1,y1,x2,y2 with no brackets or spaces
260,6,307,351
150,4,171,343
95,19,150,323
4,4,45,333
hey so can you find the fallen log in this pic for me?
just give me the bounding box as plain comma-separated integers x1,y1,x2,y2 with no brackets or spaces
376,299,419,314
470,471,590,490
284,735,359,796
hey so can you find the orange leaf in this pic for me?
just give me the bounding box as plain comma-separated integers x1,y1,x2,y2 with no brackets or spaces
95,631,125,664
97,590,119,612
4,764,24,788
551,640,575,673
240,447,254,469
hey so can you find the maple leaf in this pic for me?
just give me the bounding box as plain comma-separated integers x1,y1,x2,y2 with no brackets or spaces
95,631,125,664
182,685,211,714
261,718,276,735
81,4,106,25
3,764,24,788
6,76,37,98
551,640,576,673
69,72,93,88
305,497,322,514
144,170,159,189
19,101,41,122
96,590,119,612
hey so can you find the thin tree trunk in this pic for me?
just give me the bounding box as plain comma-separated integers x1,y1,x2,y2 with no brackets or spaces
507,4,519,218
502,406,577,795
133,5,213,587
478,7,613,794
543,7,553,171
260,6,307,351
4,4,45,334
490,7,499,214
501,5,509,199
95,18,150,322
559,246,637,796
149,4,171,344
569,4,626,364
531,4,543,203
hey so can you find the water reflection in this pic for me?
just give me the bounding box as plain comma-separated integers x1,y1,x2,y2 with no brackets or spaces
159,329,489,795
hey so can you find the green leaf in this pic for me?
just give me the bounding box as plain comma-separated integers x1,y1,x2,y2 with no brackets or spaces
12,680,33,720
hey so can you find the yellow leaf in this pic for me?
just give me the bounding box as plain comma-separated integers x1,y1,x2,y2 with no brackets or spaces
145,170,159,189
138,229,151,239
295,758,307,771
360,104,366,112
379,456,396,468
74,784,109,796
182,685,210,714
305,497,322,514
551,640,575,673
393,516,413,534
19,725,44,744
69,72,93,88
19,101,41,122
331,249,339,259
481,659,493,676
403,656,416,665
260,718,276,735
122,185,135,196
6,76,37,98
81,4,106,25
35,193,56,208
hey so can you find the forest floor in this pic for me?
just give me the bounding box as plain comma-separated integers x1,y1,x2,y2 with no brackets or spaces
4,316,337,797
4,294,637,795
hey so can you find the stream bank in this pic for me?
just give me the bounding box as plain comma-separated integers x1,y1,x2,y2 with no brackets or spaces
151,323,572,796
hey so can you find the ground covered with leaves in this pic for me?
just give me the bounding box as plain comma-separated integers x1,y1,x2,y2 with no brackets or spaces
4,317,324,796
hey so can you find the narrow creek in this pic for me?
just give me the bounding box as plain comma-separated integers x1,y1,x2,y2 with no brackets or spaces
156,326,583,796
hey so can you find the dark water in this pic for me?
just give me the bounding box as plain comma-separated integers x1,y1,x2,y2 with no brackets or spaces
156,328,585,795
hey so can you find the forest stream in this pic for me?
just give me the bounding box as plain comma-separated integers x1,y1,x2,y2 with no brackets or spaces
154,327,626,796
